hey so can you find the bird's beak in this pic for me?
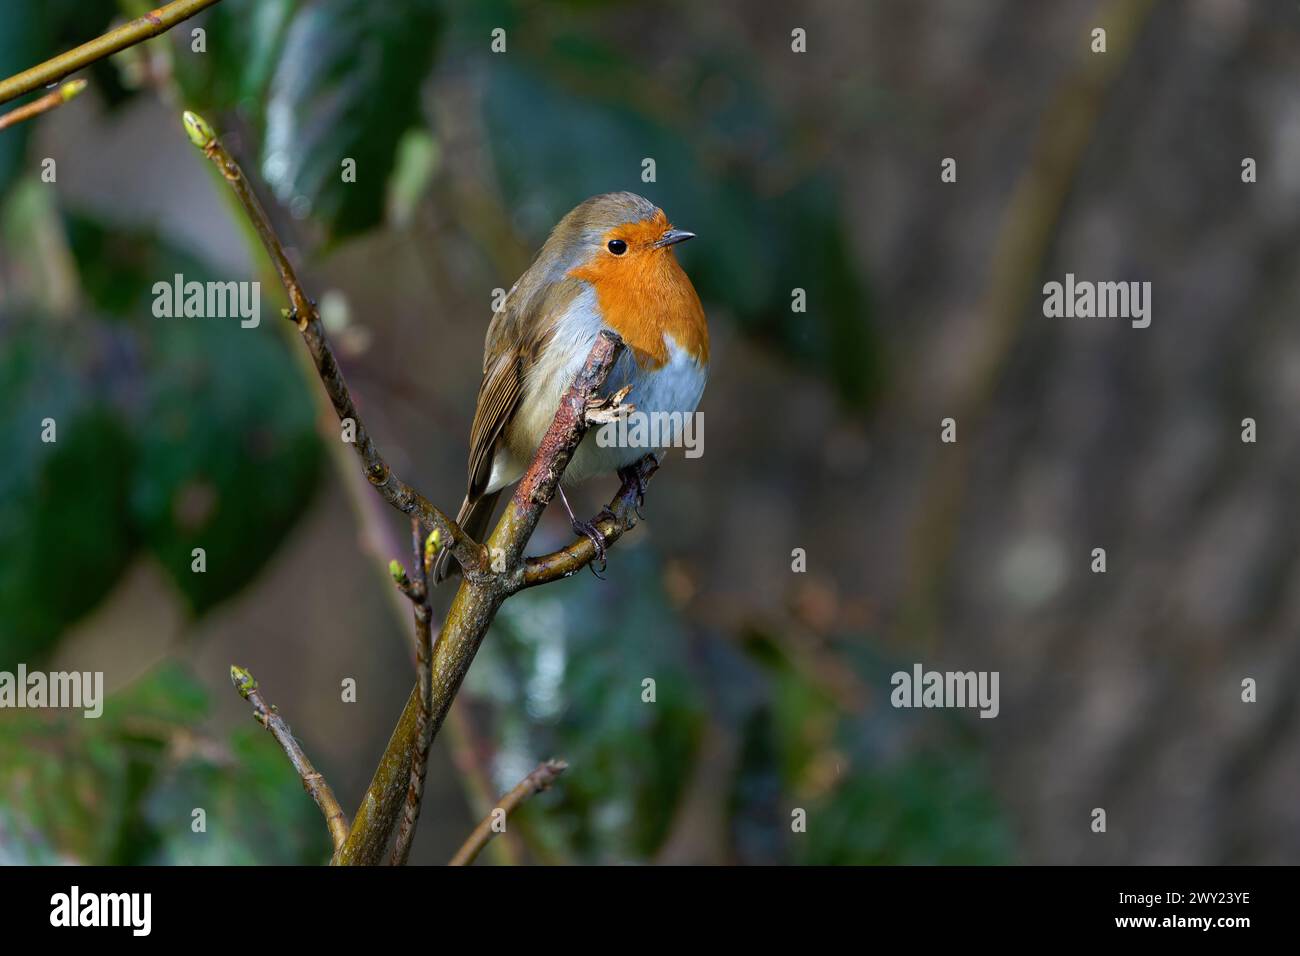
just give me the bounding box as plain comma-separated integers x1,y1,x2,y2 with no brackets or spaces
653,228,696,248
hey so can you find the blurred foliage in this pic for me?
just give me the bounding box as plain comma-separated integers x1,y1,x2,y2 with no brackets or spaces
64,217,325,615
470,550,707,862
181,0,299,131
0,319,135,664
470,549,1011,863
0,210,322,666
172,0,443,242
0,0,131,204
259,0,441,240
0,0,1004,866
752,642,1013,865
0,14,39,202
0,664,331,864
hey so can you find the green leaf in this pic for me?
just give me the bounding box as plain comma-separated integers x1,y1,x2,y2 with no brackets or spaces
0,0,133,201
260,0,441,241
64,215,324,617
468,546,1012,864
176,0,300,126
0,315,136,668
1,205,325,658
129,312,323,615
39,0,122,42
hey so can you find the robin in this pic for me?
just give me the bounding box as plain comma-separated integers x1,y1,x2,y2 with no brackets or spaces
433,191,708,582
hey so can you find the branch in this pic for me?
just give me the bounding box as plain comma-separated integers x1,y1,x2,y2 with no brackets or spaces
388,521,435,866
0,0,222,107
229,665,349,853
488,330,628,571
447,760,568,867
181,111,635,865
181,111,489,581
333,331,624,865
518,455,658,589
0,80,87,132
337,448,521,865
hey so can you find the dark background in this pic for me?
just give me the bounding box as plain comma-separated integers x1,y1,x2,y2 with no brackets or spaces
1,0,1296,865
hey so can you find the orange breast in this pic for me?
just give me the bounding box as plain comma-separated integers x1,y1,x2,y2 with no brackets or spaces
567,227,709,370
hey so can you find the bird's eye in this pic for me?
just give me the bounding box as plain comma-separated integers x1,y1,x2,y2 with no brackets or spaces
607,239,628,256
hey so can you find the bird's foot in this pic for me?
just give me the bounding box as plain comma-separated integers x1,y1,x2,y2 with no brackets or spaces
585,384,635,427
557,485,608,578
570,515,608,578
617,464,648,519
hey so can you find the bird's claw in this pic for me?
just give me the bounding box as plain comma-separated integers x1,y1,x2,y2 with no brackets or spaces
572,516,608,578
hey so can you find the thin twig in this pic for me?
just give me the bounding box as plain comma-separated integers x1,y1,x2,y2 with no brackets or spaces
229,665,350,853
0,79,87,132
181,111,489,580
443,703,527,864
389,520,435,865
448,760,568,866
0,0,222,107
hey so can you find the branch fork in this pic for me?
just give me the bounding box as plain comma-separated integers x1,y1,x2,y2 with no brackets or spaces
178,111,654,863
0,3,634,868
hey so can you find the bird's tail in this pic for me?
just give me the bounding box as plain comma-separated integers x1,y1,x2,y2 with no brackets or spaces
432,490,502,584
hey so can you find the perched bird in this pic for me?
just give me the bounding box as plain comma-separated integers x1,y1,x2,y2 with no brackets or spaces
433,191,708,582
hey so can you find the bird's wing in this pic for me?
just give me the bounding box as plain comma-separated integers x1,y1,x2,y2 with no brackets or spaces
466,345,520,498
464,276,581,499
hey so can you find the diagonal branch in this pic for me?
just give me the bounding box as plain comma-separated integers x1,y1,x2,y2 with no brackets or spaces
181,111,489,581
0,80,87,132
230,665,349,853
0,0,223,107
448,759,568,866
182,110,639,865
489,329,628,571
333,330,625,865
